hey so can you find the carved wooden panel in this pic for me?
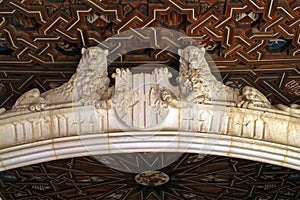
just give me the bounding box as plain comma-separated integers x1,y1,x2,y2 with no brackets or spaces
0,154,300,200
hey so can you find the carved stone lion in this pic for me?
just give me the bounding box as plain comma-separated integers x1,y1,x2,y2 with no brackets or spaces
177,46,240,103
12,46,112,111
161,46,271,108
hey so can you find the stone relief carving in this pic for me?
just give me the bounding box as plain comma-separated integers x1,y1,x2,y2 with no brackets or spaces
150,68,175,112
0,45,297,116
11,47,113,112
1,46,300,172
109,68,169,129
108,68,135,113
12,88,46,111
237,86,272,108
160,46,272,109
177,46,240,103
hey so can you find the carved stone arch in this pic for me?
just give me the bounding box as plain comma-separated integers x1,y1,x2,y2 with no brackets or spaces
0,103,300,171
0,46,300,172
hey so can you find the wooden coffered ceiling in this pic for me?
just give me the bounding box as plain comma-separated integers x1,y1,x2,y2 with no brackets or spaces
1,153,300,200
0,1,300,199
0,0,299,109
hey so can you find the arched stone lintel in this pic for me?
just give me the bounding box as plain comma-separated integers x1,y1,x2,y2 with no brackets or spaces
0,103,300,170
0,45,300,171
0,104,299,148
0,132,300,171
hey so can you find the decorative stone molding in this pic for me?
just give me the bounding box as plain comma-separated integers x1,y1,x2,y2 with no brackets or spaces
0,46,299,171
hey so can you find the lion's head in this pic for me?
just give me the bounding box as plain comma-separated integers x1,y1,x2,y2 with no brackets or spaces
79,46,109,73
178,46,206,70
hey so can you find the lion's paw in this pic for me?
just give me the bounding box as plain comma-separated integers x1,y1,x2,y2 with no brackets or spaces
153,68,172,78
29,103,46,112
95,100,111,109
112,68,131,78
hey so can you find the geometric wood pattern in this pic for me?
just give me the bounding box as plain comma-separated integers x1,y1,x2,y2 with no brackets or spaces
0,68,75,109
0,153,300,200
221,66,300,105
0,0,299,66
0,0,299,110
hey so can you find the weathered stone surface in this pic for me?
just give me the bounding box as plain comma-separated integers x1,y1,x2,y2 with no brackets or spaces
0,46,299,171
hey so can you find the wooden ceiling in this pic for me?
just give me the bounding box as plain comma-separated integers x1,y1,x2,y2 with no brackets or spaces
1,153,300,200
0,1,300,199
0,0,299,109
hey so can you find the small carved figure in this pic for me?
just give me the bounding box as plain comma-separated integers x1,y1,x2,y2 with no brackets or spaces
237,86,271,108
12,46,112,111
95,68,132,109
12,88,46,111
